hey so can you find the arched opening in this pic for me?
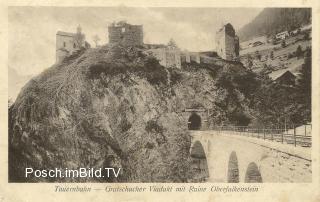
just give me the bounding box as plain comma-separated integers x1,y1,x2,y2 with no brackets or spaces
227,151,239,183
189,141,209,182
245,162,263,183
188,113,201,130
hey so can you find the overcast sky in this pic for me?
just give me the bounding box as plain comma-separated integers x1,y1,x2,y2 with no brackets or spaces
9,7,262,76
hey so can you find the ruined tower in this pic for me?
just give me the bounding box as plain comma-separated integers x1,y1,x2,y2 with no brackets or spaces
108,21,143,46
215,23,239,61
56,25,86,63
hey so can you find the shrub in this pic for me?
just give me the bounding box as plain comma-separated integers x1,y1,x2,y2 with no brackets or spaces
303,32,310,40
168,68,183,85
145,120,163,133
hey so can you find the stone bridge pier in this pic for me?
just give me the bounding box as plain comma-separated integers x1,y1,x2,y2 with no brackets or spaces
190,130,312,183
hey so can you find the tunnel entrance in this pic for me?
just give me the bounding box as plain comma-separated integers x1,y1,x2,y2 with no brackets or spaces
189,141,209,182
188,113,201,130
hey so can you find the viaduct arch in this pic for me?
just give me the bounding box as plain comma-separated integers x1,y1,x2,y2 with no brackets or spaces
189,130,311,183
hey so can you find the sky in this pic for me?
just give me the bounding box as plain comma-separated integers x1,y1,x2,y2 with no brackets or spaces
9,7,262,77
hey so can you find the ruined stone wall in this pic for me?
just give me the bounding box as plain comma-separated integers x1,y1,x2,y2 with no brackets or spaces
225,33,236,60
108,26,122,44
147,48,167,67
215,24,239,61
181,52,200,64
108,23,143,46
215,31,226,59
56,31,85,63
147,48,181,69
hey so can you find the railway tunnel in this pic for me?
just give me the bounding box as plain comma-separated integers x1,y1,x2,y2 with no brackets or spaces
188,113,202,130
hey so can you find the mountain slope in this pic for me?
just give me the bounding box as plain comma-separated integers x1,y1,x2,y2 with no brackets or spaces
9,45,255,182
238,8,311,42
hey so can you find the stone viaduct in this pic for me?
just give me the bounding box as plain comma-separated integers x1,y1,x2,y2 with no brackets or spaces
185,109,312,183
190,131,311,183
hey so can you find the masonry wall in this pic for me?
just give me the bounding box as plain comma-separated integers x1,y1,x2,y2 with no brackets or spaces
225,33,236,60
215,32,226,59
56,32,85,62
147,48,181,69
56,35,76,62
215,24,239,61
108,24,143,46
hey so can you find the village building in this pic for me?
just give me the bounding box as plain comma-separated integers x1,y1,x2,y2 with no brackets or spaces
108,21,143,46
275,31,289,40
56,25,86,63
215,23,239,61
269,70,297,86
240,36,267,50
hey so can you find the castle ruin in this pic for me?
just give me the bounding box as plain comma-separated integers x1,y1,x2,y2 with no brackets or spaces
56,25,86,63
147,45,182,69
215,23,239,61
108,21,143,46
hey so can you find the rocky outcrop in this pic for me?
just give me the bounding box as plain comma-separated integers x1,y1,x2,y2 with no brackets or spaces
9,45,251,182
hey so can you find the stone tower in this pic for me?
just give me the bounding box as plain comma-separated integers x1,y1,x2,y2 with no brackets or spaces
56,26,86,63
108,21,143,46
215,23,239,61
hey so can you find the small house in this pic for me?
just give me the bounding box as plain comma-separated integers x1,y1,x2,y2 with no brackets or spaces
275,31,289,40
269,70,297,86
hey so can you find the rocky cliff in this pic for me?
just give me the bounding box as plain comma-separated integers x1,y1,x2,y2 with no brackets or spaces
9,45,253,182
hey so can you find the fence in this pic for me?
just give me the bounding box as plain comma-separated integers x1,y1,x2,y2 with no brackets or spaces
213,125,312,147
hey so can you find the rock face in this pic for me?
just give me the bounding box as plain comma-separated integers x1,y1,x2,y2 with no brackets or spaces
9,45,251,182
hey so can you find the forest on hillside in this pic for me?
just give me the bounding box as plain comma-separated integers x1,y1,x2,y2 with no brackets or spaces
238,8,311,42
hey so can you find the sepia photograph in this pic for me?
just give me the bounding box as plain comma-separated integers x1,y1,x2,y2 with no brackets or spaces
7,6,312,183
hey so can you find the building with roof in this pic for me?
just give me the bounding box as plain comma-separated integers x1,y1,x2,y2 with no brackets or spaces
240,36,267,50
270,70,297,86
275,31,289,40
56,25,86,63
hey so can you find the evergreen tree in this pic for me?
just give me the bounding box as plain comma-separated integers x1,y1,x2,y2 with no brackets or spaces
296,45,303,59
296,47,311,122
270,51,274,60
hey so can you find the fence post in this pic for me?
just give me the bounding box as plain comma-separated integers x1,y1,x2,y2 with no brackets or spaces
293,128,297,147
305,125,307,136
263,129,265,140
271,131,273,141
281,132,284,144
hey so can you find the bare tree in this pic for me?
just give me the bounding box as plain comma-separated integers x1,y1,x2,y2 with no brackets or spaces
74,33,85,48
93,35,101,47
167,38,178,48
74,25,85,48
